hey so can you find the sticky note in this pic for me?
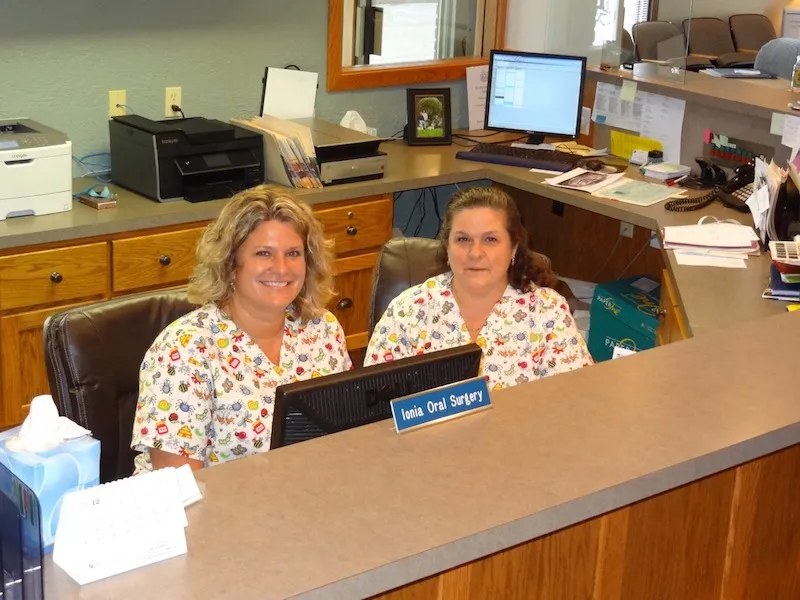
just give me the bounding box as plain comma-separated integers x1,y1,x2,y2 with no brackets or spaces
771,112,787,136
704,129,712,144
610,130,663,160
620,81,637,102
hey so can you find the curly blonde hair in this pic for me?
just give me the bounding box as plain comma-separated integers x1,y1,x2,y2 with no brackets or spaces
187,184,334,321
437,186,559,291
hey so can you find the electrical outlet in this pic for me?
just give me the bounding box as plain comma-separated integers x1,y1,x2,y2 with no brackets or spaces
108,90,127,118
619,221,634,238
165,86,182,118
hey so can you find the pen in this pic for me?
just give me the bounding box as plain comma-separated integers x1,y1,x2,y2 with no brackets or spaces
665,175,688,186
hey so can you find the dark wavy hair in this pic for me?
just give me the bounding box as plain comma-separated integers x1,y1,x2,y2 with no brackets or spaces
437,186,558,291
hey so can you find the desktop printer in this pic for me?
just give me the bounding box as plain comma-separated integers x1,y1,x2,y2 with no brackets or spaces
109,115,264,202
291,118,387,186
0,118,72,220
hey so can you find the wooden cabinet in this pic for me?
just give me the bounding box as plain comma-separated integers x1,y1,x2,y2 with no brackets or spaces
657,269,688,346
111,228,205,294
0,193,393,428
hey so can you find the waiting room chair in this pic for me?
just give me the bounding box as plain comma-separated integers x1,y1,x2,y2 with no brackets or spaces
683,17,756,68
631,21,713,72
368,237,442,338
729,14,777,55
620,28,636,64
755,37,800,80
43,291,196,482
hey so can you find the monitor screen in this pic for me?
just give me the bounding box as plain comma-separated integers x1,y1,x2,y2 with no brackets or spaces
485,50,587,144
270,343,483,449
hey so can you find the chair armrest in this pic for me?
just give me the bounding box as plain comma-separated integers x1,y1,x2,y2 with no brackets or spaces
691,53,718,60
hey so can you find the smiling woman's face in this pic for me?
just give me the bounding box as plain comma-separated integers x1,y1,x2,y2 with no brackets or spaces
446,207,515,293
231,219,306,316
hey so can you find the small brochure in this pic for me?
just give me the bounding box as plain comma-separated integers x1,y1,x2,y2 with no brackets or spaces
545,168,625,194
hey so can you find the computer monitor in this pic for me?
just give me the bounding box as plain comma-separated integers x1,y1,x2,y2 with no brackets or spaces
484,49,587,146
270,343,483,449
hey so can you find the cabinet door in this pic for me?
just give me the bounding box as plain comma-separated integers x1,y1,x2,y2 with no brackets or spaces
0,301,94,428
330,252,379,351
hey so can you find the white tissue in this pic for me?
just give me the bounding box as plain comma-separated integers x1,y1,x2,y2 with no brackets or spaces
340,110,369,133
5,395,92,453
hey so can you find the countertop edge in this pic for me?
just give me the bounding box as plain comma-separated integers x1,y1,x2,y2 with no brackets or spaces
292,422,800,599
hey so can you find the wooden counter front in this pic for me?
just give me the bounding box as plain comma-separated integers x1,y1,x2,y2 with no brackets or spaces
44,310,800,599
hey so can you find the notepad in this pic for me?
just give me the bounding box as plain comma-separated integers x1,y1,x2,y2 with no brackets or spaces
53,465,202,585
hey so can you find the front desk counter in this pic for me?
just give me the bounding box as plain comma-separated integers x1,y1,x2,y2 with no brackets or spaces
44,309,800,599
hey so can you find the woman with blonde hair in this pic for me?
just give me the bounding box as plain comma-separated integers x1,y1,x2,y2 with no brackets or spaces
131,185,351,473
365,186,592,389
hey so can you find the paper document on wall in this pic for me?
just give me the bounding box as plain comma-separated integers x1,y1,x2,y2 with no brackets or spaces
592,82,643,132
781,114,800,149
466,65,489,131
639,94,685,163
609,130,663,160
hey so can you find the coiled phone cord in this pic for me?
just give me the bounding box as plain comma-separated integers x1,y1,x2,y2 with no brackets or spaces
664,188,718,212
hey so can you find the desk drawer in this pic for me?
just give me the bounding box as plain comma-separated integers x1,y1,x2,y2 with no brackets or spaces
112,228,205,293
0,243,108,311
315,197,393,255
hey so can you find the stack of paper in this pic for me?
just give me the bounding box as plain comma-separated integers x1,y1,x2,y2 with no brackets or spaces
545,169,684,207
745,158,785,244
232,115,322,189
663,222,760,268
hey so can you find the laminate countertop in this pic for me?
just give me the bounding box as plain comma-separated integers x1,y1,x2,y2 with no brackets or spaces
43,308,800,599
0,141,785,338
587,64,796,119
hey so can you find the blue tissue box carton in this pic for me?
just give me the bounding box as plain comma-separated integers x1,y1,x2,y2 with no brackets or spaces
0,429,100,553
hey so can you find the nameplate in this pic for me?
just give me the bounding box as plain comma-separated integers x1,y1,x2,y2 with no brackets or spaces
390,377,492,433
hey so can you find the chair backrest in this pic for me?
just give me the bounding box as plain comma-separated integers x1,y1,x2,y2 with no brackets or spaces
621,28,636,63
632,21,684,60
683,17,736,56
367,237,443,338
43,291,196,482
729,14,776,53
755,37,800,79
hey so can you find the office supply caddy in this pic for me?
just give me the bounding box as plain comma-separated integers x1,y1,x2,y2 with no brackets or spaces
0,118,72,220
109,115,264,202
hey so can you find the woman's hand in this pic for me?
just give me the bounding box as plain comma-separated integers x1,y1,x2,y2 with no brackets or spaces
149,448,204,472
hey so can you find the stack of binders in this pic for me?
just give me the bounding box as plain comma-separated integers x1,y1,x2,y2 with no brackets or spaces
232,115,322,189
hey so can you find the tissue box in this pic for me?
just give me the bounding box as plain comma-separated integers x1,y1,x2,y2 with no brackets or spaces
587,275,661,362
0,429,100,553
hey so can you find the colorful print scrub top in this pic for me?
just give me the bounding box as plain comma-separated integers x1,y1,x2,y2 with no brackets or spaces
131,303,352,473
364,272,593,389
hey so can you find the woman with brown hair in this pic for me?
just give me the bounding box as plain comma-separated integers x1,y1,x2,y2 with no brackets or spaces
131,185,351,473
365,186,592,389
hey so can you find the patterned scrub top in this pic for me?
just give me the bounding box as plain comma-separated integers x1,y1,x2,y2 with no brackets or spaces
131,303,352,473
364,272,593,389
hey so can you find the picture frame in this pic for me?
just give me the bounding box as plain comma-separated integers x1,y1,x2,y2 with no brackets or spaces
405,87,452,146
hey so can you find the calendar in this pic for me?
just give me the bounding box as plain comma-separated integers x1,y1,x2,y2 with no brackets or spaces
53,465,201,585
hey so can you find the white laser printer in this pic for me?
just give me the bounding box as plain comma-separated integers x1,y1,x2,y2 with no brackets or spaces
0,118,72,220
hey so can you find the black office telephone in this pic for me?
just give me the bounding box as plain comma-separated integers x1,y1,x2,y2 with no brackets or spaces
665,160,755,213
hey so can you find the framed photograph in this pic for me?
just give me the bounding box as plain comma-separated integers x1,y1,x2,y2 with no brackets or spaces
405,88,452,146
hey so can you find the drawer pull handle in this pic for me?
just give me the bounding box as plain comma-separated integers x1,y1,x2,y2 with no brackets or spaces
50,272,63,284
159,255,172,266
337,297,354,310
656,308,667,317
346,226,358,236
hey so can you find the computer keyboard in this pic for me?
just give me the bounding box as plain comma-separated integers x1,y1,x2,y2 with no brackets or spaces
455,143,584,172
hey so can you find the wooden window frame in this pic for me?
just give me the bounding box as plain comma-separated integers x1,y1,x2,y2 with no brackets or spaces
327,0,508,92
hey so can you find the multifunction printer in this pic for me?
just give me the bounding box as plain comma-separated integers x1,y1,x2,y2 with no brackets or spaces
109,115,264,202
0,119,72,220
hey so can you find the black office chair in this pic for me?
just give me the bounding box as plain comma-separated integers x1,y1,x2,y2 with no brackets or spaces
43,291,196,482
367,237,443,338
